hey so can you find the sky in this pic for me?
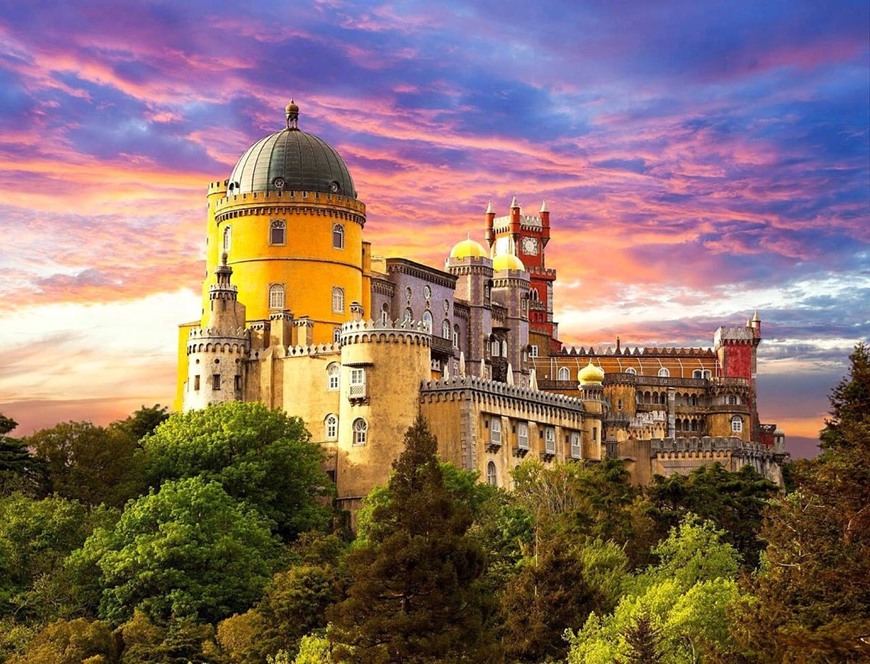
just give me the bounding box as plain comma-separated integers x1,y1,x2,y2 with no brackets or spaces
0,1,867,458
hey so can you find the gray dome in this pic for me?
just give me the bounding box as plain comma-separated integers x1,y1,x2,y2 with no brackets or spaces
227,124,356,198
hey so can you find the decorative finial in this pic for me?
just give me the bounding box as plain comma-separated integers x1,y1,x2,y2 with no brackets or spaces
285,99,299,130
221,252,228,266
540,200,548,213
510,196,519,208
466,231,471,240
486,200,494,214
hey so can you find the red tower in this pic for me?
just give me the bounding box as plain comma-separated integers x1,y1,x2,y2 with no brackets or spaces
485,198,560,351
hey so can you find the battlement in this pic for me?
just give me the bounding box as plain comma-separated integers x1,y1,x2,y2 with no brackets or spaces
493,213,542,229
187,326,248,340
561,345,715,357
283,342,342,358
340,319,433,347
714,325,759,346
650,436,777,456
421,375,585,413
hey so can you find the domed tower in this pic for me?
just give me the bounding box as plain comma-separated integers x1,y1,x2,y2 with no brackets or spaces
203,100,367,341
491,253,530,383
445,236,493,378
578,361,605,457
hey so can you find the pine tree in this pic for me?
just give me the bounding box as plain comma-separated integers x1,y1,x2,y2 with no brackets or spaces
619,613,664,664
328,415,499,662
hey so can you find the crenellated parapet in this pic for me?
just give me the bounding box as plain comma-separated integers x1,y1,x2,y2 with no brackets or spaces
340,319,433,347
186,326,250,356
214,189,366,226
421,375,584,415
650,436,783,457
284,342,342,357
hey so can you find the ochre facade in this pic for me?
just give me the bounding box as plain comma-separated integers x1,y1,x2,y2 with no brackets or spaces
176,101,787,512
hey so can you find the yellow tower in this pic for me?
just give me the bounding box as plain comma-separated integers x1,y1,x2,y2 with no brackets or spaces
177,101,369,408
204,100,367,336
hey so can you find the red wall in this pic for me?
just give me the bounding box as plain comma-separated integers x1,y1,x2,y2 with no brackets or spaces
725,343,752,379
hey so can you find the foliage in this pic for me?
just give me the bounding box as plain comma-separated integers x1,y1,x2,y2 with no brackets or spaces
25,421,146,508
110,404,169,443
291,632,333,663
143,402,333,540
0,494,115,620
77,476,284,625
0,415,45,497
6,618,117,664
732,343,870,662
567,517,742,664
500,535,623,662
646,463,778,569
116,610,226,663
328,416,499,662
511,458,657,567
618,613,663,664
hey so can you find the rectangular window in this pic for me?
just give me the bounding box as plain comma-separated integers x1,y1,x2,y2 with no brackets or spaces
193,375,200,391
545,427,556,454
530,345,539,357
570,431,581,459
349,368,366,398
270,220,286,245
234,375,242,391
490,417,502,446
212,374,221,390
517,422,529,450
592,426,598,443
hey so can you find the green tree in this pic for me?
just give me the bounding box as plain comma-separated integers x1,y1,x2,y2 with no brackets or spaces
77,476,283,625
500,535,621,662
646,463,778,569
292,633,333,663
328,416,499,662
0,494,115,620
733,345,870,662
567,517,742,664
26,421,146,508
618,613,663,664
111,404,169,443
116,610,226,663
143,402,332,540
0,414,44,496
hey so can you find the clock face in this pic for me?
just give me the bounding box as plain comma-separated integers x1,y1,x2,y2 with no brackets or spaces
522,237,539,255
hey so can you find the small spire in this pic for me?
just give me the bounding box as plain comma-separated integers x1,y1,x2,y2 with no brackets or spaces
486,200,494,214
540,200,548,212
221,252,228,266
510,196,519,208
466,231,471,240
751,309,760,322
285,99,299,130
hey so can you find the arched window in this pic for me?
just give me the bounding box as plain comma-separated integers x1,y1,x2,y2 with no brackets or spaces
333,327,342,343
486,461,498,486
626,367,637,375
570,431,581,459
403,307,413,323
441,319,451,340
222,225,231,251
422,310,433,332
325,414,338,440
530,288,538,301
453,325,460,348
658,367,670,378
332,287,345,313
728,395,738,406
269,284,285,309
270,219,285,245
558,367,570,381
491,338,500,357
731,416,743,433
353,418,368,446
326,363,340,391
332,224,345,249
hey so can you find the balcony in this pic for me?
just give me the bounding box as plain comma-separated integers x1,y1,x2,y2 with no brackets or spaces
430,334,454,357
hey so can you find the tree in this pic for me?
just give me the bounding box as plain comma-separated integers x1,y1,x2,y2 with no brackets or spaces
77,476,284,625
115,610,226,664
732,344,870,662
619,613,663,664
25,421,146,508
500,535,619,662
292,633,333,663
567,517,742,664
0,414,44,496
110,404,169,443
646,464,778,569
143,402,332,540
328,416,499,662
7,618,117,664
0,494,115,621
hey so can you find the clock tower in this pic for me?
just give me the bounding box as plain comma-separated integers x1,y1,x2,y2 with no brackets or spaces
485,198,560,351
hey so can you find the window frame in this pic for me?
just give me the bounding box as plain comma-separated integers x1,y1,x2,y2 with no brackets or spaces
332,223,345,250
731,416,743,433
325,414,338,440
327,363,340,391
544,427,556,454
658,367,670,378
269,283,285,310
269,219,286,246
558,367,570,381
352,418,368,446
490,417,502,446
530,345,539,358
486,461,497,486
570,431,581,459
332,286,345,313
517,422,529,450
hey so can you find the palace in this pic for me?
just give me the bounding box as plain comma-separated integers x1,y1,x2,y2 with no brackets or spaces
175,101,787,512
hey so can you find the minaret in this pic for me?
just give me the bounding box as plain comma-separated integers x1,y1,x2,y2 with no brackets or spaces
484,200,495,249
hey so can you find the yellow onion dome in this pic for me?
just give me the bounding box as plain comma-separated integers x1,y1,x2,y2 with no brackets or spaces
492,253,525,271
449,238,488,259
578,361,605,385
